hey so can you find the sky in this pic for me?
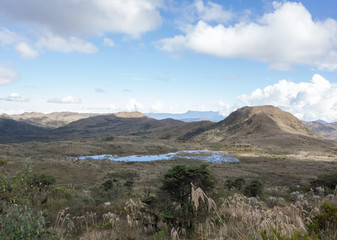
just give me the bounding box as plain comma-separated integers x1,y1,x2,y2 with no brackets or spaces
1,0,337,122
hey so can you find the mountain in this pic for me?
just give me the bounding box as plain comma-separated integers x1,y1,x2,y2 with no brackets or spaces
53,112,213,140
305,121,337,141
191,105,336,152
146,111,225,122
1,107,336,153
0,118,51,143
0,112,97,128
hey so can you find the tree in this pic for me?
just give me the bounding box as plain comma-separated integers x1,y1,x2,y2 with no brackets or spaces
224,179,234,190
233,178,245,190
160,164,215,231
244,180,263,197
161,164,215,204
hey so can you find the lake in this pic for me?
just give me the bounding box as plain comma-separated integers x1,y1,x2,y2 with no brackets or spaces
71,149,239,164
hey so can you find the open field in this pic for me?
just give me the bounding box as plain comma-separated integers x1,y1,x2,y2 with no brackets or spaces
2,138,337,189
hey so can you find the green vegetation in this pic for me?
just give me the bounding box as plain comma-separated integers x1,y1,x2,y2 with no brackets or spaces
244,180,264,197
308,202,337,239
311,173,337,191
1,157,337,239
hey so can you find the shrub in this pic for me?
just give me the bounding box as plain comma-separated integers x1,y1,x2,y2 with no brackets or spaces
224,179,234,190
308,202,337,238
311,173,337,191
244,180,263,197
0,204,46,240
31,173,56,191
233,178,245,190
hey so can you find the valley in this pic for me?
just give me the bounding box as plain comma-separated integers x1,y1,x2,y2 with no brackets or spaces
1,105,337,240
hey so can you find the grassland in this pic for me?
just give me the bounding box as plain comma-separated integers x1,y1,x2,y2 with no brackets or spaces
1,136,337,240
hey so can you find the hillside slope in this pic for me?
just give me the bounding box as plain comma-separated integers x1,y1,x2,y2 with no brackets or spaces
305,121,337,141
1,112,97,128
192,106,336,152
53,113,214,140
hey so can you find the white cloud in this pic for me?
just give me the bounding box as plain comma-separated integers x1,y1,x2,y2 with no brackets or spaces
218,101,233,116
15,42,39,59
103,38,115,48
151,101,165,112
194,0,233,24
0,0,162,38
238,74,337,122
37,33,98,53
0,28,23,45
0,65,19,85
158,2,337,71
0,93,29,102
47,96,81,104
124,98,144,112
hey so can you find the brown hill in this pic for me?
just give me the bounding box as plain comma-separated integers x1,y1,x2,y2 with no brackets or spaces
305,121,337,141
1,112,97,128
192,105,336,152
52,113,214,140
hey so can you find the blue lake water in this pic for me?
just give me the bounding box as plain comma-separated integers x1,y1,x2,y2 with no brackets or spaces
71,150,239,164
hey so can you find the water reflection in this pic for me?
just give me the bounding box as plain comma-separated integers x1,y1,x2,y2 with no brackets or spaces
71,150,239,164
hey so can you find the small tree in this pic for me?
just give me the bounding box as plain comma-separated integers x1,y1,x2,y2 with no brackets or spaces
224,179,234,190
244,180,263,197
233,178,245,190
161,164,215,204
160,164,215,231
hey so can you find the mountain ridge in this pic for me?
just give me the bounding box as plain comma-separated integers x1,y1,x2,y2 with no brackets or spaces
1,106,336,153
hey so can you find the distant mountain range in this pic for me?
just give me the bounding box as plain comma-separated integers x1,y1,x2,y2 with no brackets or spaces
0,112,97,128
1,106,336,153
145,111,225,122
304,121,337,141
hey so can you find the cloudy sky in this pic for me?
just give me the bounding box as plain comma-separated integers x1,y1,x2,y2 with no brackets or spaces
1,0,337,121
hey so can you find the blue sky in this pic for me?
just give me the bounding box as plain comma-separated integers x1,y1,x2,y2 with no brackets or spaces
1,0,337,121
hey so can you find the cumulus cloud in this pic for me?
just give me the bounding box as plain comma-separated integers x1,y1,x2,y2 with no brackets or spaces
0,0,162,38
151,101,165,112
0,65,19,85
218,101,233,116
0,93,29,102
0,28,23,45
15,42,39,59
124,98,144,112
194,0,233,24
37,34,98,53
158,2,337,71
47,96,81,104
103,38,115,48
238,74,337,122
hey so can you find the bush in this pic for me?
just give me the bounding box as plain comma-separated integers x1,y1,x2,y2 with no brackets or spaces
308,202,337,238
244,180,263,197
233,178,245,190
311,173,337,191
31,174,56,191
0,204,46,240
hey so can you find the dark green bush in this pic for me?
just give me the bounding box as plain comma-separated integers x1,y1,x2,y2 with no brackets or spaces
233,178,245,190
31,173,56,191
311,173,337,191
244,180,263,197
308,202,337,238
